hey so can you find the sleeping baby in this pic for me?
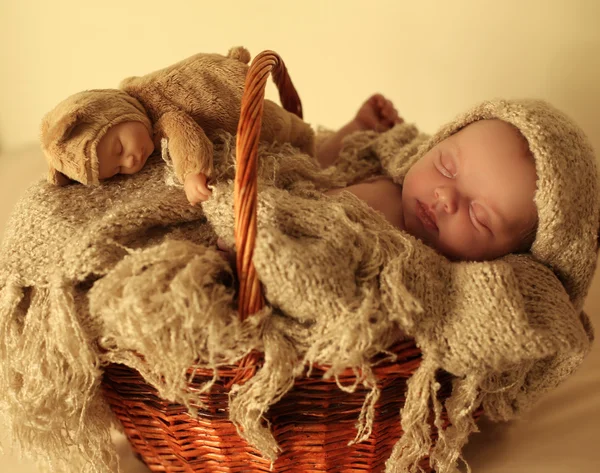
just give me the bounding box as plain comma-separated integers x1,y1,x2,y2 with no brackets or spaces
318,94,538,262
214,93,540,264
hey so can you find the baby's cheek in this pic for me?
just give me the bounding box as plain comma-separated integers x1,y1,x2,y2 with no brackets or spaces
437,222,478,261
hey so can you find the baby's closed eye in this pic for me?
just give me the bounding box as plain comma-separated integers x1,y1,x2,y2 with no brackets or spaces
435,152,457,178
469,203,492,233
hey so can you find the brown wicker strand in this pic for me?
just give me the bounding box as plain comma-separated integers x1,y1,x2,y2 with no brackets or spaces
231,51,300,387
270,57,303,119
234,51,283,322
233,50,303,321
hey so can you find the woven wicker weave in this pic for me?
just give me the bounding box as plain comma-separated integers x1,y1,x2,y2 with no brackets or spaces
102,50,458,472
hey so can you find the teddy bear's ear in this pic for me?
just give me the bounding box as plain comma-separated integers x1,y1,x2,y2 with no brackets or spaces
119,76,138,90
41,108,85,148
47,167,72,186
227,46,251,64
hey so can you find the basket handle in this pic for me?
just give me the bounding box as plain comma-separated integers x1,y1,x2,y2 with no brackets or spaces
234,50,304,321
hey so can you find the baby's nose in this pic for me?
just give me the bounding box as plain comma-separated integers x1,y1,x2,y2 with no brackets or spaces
434,187,458,214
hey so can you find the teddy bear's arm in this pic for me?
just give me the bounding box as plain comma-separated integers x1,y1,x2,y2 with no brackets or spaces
154,111,214,182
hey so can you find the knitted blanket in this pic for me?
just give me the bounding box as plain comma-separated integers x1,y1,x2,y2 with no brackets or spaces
0,128,593,473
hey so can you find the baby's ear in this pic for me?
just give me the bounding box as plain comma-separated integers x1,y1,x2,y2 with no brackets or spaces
48,167,72,186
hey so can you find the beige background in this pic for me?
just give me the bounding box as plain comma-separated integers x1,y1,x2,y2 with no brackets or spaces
1,0,599,471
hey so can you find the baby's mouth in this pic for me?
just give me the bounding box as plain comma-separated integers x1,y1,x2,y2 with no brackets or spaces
416,201,438,232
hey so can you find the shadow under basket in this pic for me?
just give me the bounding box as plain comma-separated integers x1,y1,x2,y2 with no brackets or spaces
100,50,478,472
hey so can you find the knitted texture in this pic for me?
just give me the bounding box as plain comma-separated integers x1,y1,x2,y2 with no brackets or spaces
40,47,315,187
0,98,597,473
383,99,598,315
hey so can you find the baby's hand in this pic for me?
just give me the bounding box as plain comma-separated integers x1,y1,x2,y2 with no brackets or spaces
354,93,403,132
184,173,212,205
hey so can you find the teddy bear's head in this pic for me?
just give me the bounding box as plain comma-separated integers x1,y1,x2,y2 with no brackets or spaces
40,89,152,186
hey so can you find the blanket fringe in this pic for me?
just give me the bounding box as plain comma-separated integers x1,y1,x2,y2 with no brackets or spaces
229,317,299,463
385,356,483,473
429,374,482,473
0,277,118,473
386,356,437,473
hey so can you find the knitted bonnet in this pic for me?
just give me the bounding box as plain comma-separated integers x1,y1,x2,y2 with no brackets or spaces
385,99,599,314
40,89,152,186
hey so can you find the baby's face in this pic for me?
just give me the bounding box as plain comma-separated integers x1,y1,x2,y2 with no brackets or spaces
401,119,538,261
97,121,155,179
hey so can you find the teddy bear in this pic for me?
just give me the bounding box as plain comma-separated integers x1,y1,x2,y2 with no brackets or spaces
40,47,315,204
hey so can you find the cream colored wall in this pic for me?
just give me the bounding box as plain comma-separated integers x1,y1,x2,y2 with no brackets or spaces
1,0,599,153
1,1,600,472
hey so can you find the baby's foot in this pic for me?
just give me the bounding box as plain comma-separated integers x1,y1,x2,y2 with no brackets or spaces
354,93,403,132
184,173,212,205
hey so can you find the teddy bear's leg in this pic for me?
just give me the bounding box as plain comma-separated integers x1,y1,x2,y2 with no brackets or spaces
260,99,315,156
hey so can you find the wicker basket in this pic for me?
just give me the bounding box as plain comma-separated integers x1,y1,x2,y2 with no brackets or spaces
102,51,459,472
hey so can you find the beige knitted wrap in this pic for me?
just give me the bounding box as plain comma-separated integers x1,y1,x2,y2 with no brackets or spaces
0,99,597,473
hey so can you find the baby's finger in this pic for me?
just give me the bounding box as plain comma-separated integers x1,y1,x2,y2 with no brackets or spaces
373,94,386,109
381,99,397,116
387,110,404,126
363,94,379,110
379,119,396,131
370,93,384,103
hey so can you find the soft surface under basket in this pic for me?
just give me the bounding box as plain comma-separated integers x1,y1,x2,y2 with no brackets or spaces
101,50,465,473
